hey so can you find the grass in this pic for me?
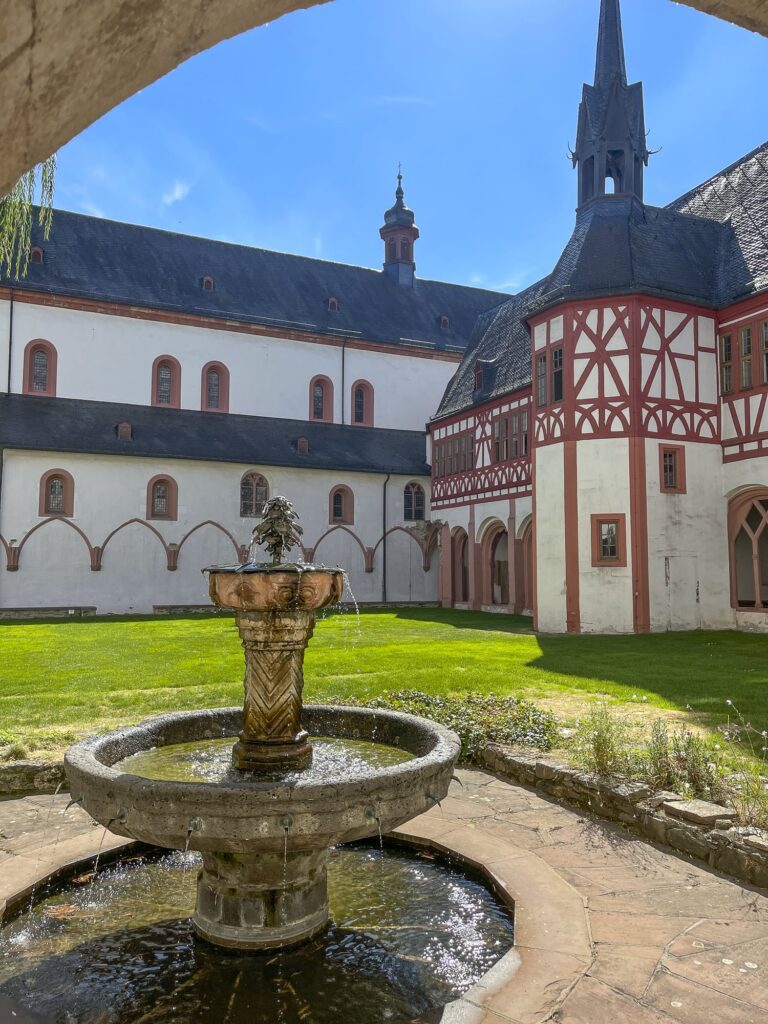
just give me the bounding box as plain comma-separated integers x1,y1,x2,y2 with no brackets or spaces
0,608,766,759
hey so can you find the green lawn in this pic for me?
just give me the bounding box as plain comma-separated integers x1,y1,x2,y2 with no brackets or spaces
0,608,766,758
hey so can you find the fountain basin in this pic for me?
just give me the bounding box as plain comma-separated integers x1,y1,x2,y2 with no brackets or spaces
206,565,344,613
65,706,460,950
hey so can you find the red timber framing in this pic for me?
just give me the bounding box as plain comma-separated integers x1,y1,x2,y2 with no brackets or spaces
529,296,720,633
430,389,532,511
718,292,768,463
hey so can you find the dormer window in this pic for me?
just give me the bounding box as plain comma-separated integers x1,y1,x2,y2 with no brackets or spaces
202,275,215,292
116,421,133,441
439,315,450,331
327,296,339,313
297,436,309,455
474,364,483,391
29,246,44,265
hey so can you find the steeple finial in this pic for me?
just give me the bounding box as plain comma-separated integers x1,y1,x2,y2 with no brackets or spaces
396,164,404,202
594,0,627,87
380,166,419,287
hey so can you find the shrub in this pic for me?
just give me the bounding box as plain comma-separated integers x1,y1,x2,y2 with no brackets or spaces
643,720,721,799
330,690,558,762
571,703,636,778
2,741,29,761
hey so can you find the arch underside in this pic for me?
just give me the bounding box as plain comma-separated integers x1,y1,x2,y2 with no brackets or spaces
0,1,763,198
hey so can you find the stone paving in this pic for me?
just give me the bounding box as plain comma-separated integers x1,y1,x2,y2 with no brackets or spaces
2,770,768,1023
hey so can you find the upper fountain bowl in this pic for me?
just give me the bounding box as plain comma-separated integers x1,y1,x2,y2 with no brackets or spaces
205,565,344,613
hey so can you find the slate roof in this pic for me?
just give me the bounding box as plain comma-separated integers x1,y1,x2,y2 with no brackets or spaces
667,140,768,306
435,143,768,420
6,209,507,353
0,394,431,477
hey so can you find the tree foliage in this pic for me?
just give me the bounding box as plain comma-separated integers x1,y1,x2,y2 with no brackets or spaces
0,154,56,279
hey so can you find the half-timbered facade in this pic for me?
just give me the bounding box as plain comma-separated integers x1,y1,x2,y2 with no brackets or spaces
431,0,768,634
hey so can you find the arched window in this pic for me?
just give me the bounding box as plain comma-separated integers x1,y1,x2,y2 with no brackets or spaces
327,296,339,313
202,275,215,292
29,246,44,264
309,375,333,423
440,315,450,331
351,380,373,427
329,485,354,525
240,472,269,517
297,436,309,455
400,238,411,261
404,482,426,522
201,361,230,412
729,490,768,610
152,355,181,408
23,339,57,397
38,469,74,517
387,238,397,262
146,475,178,521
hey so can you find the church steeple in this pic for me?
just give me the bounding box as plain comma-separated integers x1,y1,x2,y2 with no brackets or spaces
572,0,650,207
594,0,627,87
380,170,420,287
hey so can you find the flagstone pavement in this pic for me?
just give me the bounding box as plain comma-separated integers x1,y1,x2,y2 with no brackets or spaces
2,767,768,1023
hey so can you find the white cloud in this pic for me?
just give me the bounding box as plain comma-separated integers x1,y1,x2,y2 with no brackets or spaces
162,180,190,206
80,200,105,218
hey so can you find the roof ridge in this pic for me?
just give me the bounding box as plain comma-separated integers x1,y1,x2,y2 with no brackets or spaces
35,206,509,299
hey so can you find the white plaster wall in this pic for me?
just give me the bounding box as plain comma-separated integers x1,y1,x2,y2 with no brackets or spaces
576,438,634,634
6,301,455,432
646,440,733,632
0,450,436,613
0,298,10,392
534,446,567,633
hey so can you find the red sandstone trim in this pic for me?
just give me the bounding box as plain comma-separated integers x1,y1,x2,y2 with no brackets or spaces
329,485,354,525
350,379,374,427
1,289,460,365
22,339,57,397
309,375,334,423
38,468,75,517
200,361,230,413
146,475,179,521
659,444,687,494
151,355,181,408
563,440,581,633
590,513,628,569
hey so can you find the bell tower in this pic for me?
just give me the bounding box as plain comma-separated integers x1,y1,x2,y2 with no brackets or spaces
380,171,420,287
572,0,650,206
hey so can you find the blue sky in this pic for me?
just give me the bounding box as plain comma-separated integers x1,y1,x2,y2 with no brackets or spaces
55,0,768,296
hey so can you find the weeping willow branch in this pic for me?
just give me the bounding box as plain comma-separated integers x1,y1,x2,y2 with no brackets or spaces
0,153,56,279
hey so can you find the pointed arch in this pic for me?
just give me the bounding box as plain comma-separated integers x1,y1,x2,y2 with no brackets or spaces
13,516,97,571
175,520,243,562
310,525,372,571
98,518,174,570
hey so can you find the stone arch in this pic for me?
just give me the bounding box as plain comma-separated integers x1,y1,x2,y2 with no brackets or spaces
452,527,469,604
12,516,98,571
98,518,174,571
176,520,243,565
728,487,768,610
311,525,372,572
478,519,508,607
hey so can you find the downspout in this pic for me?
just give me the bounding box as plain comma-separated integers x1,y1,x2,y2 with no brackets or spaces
6,289,13,393
341,337,347,425
382,473,390,602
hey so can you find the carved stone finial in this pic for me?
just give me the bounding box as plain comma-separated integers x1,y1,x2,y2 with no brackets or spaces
249,495,304,565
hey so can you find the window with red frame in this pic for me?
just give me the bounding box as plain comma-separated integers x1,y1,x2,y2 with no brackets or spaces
762,321,768,385
720,334,733,394
741,327,753,389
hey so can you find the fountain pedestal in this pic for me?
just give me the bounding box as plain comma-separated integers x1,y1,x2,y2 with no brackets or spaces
194,847,328,950
233,609,315,771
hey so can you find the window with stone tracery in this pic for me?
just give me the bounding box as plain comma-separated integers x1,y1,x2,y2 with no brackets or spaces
730,491,768,610
240,473,269,517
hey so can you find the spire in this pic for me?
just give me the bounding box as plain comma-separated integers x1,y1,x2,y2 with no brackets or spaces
594,0,627,87
572,0,650,207
380,168,420,287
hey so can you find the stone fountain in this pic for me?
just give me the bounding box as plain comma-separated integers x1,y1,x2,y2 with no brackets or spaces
64,498,460,952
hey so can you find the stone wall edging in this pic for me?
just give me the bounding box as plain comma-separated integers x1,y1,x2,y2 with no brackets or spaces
0,761,66,795
479,743,768,889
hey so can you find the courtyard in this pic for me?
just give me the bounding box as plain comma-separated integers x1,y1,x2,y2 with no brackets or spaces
1,608,766,759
